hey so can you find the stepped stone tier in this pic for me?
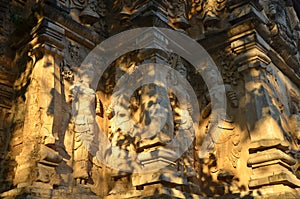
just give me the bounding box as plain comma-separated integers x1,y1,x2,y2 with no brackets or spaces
1,0,300,198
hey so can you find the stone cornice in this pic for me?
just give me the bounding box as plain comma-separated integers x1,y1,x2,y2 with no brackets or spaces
199,0,300,88
36,0,103,49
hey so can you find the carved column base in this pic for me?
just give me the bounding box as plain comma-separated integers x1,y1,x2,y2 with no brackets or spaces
248,139,300,198
0,186,98,199
105,186,202,199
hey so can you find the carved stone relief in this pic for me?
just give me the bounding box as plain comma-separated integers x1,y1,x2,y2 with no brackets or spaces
69,0,107,37
167,0,190,30
60,41,85,83
261,0,300,75
70,0,88,10
70,81,96,184
2,0,300,198
215,48,239,86
199,86,240,176
60,60,74,82
190,0,228,31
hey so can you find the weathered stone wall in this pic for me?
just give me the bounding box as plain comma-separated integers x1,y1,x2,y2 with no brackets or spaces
0,0,300,198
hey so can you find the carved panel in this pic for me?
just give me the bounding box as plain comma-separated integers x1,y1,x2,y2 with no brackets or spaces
261,0,300,75
60,60,74,82
167,0,190,30
70,0,88,9
2,0,300,198
60,41,85,83
215,48,239,86
190,0,228,31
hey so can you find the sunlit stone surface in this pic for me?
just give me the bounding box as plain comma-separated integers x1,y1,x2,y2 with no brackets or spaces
0,0,300,198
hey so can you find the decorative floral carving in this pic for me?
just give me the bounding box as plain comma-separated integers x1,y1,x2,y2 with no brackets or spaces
216,48,239,86
60,60,74,82
71,0,88,9
191,0,203,15
68,43,81,65
80,0,105,23
166,0,190,30
190,0,227,30
71,0,108,36
113,0,136,14
112,0,131,27
263,0,300,74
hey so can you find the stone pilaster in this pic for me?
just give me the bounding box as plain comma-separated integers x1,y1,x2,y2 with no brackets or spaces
229,0,300,197
12,3,65,196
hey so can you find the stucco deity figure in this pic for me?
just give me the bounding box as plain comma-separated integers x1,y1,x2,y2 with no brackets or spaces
104,87,141,174
106,92,137,149
168,55,194,142
168,55,196,177
104,56,196,172
71,81,96,185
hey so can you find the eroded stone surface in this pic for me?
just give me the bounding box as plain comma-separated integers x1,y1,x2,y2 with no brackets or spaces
0,0,300,198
